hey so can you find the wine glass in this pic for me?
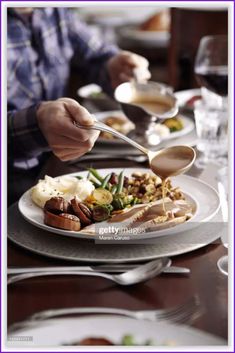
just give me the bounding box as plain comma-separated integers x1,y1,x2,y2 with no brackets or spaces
194,35,228,168
195,35,228,105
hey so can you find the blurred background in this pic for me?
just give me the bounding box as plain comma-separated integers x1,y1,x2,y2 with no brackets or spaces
68,6,228,99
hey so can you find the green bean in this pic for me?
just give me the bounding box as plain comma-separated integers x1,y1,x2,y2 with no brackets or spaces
117,171,124,193
88,168,103,183
101,173,111,189
89,177,101,188
111,185,118,194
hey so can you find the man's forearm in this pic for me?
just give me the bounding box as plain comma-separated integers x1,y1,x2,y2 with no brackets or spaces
8,104,50,161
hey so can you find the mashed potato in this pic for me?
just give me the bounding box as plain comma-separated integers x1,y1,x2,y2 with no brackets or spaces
31,175,95,208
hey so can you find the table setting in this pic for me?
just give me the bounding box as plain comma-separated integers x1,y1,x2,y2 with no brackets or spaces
7,31,229,350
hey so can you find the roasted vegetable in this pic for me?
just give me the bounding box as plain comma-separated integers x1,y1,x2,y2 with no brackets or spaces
112,193,134,210
101,173,111,189
92,188,113,205
89,177,101,188
132,197,140,205
92,205,111,221
111,185,118,194
163,118,183,132
121,335,135,346
112,197,124,210
88,168,103,183
117,171,124,193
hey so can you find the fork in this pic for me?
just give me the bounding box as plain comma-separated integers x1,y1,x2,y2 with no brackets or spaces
33,296,202,324
9,296,202,333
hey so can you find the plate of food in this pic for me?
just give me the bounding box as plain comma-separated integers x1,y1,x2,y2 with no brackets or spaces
77,84,119,111
8,315,226,347
117,9,170,47
175,89,201,111
95,110,195,145
18,168,220,241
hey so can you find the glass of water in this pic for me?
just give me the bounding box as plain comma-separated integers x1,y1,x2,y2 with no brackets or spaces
194,99,228,168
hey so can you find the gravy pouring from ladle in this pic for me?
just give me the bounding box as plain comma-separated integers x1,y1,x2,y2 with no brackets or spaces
74,120,196,179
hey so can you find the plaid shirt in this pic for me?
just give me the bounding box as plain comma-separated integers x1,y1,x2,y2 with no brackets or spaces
7,8,118,168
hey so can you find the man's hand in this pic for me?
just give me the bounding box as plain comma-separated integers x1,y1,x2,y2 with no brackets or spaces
37,98,99,161
107,51,151,89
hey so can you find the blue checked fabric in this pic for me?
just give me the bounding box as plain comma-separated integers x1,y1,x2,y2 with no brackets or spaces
7,8,118,167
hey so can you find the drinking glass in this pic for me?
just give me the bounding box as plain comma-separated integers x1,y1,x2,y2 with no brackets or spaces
194,100,228,168
194,35,228,168
194,35,228,107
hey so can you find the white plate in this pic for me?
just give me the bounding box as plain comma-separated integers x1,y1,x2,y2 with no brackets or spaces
8,315,226,347
18,169,220,242
80,6,165,26
117,24,170,47
95,110,195,146
9,203,225,262
175,89,201,110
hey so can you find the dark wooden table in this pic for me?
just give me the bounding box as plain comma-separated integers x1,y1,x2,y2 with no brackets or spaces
7,156,228,340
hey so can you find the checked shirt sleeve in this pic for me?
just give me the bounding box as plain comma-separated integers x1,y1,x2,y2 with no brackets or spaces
8,104,50,162
66,10,119,95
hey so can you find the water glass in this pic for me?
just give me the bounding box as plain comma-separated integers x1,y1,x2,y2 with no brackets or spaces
194,99,228,168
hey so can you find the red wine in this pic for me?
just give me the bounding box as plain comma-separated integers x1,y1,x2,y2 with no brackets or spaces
195,66,228,96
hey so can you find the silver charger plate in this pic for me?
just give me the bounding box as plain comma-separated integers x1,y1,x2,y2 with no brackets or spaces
8,203,223,263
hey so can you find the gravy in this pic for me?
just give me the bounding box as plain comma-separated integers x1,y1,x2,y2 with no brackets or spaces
130,99,171,115
150,149,194,214
150,150,194,179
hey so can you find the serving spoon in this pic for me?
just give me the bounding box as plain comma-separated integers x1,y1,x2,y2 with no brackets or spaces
8,258,171,286
74,120,196,178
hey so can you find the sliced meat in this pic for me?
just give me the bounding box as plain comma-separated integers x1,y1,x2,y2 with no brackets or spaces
71,198,92,225
44,210,81,231
79,337,114,346
44,197,70,214
137,215,187,233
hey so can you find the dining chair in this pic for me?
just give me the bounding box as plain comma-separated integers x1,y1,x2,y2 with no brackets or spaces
168,7,228,90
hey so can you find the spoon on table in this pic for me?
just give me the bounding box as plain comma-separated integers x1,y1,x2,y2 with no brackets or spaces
8,258,171,286
74,120,196,178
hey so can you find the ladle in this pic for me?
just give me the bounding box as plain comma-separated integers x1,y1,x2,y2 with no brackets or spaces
74,120,196,178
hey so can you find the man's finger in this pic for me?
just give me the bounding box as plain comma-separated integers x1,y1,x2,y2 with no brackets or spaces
121,52,149,68
60,98,94,126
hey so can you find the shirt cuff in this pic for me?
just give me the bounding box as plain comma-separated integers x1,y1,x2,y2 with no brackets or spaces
8,103,50,162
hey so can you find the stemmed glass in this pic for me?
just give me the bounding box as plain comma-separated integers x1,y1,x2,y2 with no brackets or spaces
195,35,228,106
194,35,228,168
